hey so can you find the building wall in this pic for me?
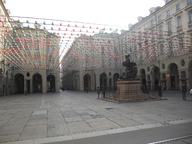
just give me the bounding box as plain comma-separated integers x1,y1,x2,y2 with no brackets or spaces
0,0,14,96
128,0,192,90
0,0,61,95
61,0,192,92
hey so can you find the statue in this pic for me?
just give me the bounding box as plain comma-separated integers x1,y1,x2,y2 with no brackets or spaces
121,55,138,80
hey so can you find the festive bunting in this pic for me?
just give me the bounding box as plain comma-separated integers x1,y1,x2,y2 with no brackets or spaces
0,16,191,72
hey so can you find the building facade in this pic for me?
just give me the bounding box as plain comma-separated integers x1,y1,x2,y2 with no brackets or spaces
61,0,192,91
0,0,14,96
61,32,122,91
0,0,60,96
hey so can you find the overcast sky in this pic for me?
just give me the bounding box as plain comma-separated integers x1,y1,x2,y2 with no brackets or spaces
5,0,165,29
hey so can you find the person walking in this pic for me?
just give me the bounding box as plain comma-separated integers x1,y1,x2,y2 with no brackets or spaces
97,86,100,99
181,83,187,100
158,83,162,99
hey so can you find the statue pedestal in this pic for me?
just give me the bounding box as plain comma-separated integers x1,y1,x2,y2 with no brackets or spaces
112,80,147,102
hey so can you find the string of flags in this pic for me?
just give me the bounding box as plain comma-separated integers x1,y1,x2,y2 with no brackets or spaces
0,16,191,72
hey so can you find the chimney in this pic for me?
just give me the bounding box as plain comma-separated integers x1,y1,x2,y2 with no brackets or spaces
137,16,143,22
149,7,156,14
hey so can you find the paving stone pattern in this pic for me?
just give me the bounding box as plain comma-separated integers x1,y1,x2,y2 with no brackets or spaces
0,91,192,143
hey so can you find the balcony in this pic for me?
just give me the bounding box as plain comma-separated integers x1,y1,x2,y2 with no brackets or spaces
177,26,182,32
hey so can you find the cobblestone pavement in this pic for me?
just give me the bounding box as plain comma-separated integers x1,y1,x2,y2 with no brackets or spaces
0,90,192,144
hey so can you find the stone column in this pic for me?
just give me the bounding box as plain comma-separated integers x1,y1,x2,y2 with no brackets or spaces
30,79,32,93
79,72,84,91
150,73,155,90
24,79,26,94
166,76,171,90
91,73,94,91
0,76,3,96
111,77,114,89
185,70,190,90
42,71,46,93
95,73,100,89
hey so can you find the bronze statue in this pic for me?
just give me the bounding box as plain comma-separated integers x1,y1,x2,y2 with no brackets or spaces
121,55,138,80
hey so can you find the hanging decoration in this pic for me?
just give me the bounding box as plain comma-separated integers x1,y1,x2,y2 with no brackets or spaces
0,16,191,72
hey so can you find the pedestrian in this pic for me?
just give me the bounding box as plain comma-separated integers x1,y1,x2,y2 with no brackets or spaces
102,88,105,98
158,83,162,99
97,86,100,98
181,83,187,100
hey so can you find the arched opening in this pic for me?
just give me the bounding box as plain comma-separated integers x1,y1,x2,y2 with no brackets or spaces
140,69,146,85
33,73,42,93
169,63,179,90
47,75,55,92
84,74,91,91
113,73,119,90
15,73,24,94
100,72,107,90
189,60,192,89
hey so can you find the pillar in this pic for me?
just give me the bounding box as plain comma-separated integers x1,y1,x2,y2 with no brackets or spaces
79,72,84,91
42,71,46,93
24,79,26,94
30,79,32,93
95,73,100,89
186,70,190,90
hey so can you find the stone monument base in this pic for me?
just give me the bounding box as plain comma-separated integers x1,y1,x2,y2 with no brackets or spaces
111,80,149,102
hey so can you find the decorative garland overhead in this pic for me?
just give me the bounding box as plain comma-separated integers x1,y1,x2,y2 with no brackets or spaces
0,16,191,72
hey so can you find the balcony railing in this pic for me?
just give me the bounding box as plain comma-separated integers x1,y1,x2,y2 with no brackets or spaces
177,26,182,32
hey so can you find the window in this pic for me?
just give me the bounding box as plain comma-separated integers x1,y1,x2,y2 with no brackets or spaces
189,10,192,23
176,4,180,11
158,15,162,22
151,19,155,26
188,0,192,4
167,21,172,33
177,16,182,27
159,25,163,34
167,10,170,17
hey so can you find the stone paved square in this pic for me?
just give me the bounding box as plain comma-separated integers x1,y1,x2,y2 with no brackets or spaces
0,91,192,143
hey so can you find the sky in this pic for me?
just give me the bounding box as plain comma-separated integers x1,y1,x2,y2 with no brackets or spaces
4,0,166,61
5,0,165,29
